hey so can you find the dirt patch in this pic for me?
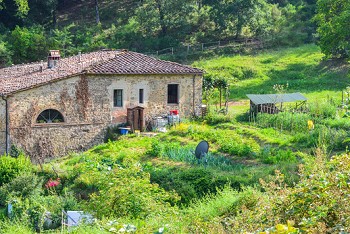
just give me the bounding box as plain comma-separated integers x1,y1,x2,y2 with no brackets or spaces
227,100,249,106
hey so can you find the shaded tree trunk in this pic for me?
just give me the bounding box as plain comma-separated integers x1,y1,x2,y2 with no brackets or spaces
155,0,167,37
95,0,100,24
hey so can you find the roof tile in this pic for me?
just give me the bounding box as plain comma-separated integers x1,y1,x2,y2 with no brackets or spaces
0,50,202,95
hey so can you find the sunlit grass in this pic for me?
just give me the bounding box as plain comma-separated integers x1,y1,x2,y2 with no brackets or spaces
193,44,349,102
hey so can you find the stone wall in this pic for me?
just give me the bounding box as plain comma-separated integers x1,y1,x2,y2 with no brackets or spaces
0,100,6,154
4,73,202,158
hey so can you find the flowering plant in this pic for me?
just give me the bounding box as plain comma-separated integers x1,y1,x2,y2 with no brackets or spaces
45,178,60,189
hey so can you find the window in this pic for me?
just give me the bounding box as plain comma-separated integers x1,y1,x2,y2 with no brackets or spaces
139,89,144,104
36,109,64,124
167,84,179,104
114,89,123,107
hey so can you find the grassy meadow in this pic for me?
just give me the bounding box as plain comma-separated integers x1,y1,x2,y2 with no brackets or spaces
194,44,349,102
0,44,350,233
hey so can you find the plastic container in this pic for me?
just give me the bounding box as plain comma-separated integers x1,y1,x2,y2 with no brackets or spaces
154,117,168,128
168,115,180,125
119,128,129,135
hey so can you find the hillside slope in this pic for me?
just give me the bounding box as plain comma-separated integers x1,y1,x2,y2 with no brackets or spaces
193,44,350,102
56,0,137,27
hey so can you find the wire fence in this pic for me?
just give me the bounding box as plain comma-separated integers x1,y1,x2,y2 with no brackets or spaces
143,39,265,57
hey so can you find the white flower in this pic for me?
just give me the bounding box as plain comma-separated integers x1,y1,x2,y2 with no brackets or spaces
159,227,164,233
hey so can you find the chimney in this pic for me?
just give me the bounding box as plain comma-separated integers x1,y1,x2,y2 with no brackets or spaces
48,50,60,68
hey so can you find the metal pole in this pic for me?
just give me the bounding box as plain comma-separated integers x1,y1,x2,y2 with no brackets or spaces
1,96,9,155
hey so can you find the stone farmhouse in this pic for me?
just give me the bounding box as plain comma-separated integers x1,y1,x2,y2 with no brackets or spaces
0,50,203,158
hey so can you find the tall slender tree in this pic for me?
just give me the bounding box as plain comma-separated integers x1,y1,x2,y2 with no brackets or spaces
95,0,100,24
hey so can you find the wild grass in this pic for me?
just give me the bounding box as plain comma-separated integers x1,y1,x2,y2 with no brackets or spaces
193,44,349,101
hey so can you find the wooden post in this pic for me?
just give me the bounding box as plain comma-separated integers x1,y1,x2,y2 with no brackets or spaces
202,43,204,51
171,47,174,55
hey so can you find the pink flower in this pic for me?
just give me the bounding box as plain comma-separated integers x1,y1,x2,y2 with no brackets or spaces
45,178,60,189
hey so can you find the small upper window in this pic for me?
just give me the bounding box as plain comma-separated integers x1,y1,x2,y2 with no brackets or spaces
139,89,144,104
36,109,64,124
114,89,123,107
167,84,179,104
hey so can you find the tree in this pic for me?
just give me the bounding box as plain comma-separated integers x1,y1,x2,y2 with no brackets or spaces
134,0,194,49
0,0,29,17
49,24,74,57
315,0,350,58
95,0,100,24
9,25,48,63
0,40,12,67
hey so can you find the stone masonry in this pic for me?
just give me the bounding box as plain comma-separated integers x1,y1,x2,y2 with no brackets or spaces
0,50,203,158
0,73,202,157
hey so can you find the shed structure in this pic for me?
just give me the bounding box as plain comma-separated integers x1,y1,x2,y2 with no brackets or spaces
247,93,307,116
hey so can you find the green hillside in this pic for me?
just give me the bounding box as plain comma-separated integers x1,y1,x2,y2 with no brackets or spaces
1,45,350,233
194,44,350,102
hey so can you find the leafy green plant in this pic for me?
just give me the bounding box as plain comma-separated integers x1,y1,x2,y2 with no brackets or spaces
259,146,297,164
0,173,42,206
0,155,33,186
85,160,179,219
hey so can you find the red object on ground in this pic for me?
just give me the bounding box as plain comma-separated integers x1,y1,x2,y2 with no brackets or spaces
170,110,179,115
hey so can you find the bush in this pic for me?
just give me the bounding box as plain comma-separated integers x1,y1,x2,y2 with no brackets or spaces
148,166,256,205
309,101,337,119
0,173,42,206
85,161,179,219
147,140,163,157
204,112,233,125
0,155,33,186
104,125,119,142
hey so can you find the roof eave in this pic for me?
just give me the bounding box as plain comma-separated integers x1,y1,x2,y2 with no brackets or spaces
85,72,204,76
1,72,84,96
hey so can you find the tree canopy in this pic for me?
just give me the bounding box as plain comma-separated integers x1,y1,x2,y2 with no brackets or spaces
0,0,347,64
315,0,350,58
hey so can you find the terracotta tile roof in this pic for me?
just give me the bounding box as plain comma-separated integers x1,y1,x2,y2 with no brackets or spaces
0,50,119,95
86,51,203,75
0,50,202,95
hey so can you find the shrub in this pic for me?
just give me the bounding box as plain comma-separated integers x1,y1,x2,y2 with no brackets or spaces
204,112,233,125
0,155,33,186
0,173,42,206
280,153,350,232
86,161,179,219
147,140,163,157
309,101,337,119
104,125,119,142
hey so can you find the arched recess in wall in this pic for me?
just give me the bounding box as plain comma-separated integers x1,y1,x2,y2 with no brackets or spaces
36,109,64,124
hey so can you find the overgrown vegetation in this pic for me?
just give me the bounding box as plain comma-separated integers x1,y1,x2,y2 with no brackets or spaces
0,44,349,232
